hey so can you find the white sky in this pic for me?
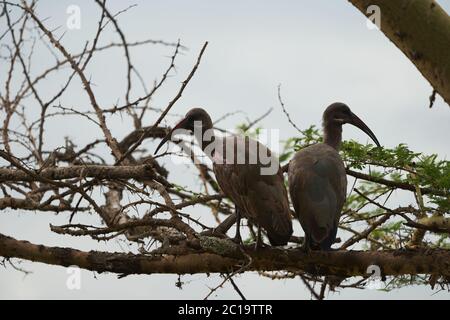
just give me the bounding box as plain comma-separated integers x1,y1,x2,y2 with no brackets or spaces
0,0,449,299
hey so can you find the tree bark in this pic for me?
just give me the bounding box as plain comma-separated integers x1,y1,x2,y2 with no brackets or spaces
0,164,155,182
1,233,449,278
348,0,450,106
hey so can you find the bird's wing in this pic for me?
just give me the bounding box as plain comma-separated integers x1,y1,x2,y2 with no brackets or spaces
213,136,292,242
289,145,346,244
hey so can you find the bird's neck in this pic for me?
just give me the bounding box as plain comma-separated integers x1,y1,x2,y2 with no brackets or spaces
194,123,215,153
323,123,342,150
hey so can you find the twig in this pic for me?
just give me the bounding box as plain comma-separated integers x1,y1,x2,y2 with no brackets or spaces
277,84,304,135
429,89,437,108
115,41,208,165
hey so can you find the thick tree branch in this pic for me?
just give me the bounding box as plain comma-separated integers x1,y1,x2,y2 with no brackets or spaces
0,196,87,212
1,233,449,278
348,0,450,106
0,164,155,182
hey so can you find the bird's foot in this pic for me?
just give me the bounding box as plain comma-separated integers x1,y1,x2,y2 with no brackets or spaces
300,242,311,254
253,239,267,251
400,244,430,255
231,234,243,246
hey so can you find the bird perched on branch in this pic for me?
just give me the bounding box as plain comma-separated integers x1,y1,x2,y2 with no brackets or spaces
155,107,293,246
288,103,381,251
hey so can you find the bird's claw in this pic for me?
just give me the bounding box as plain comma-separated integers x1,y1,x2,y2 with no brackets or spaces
253,238,267,251
231,235,243,246
300,242,311,254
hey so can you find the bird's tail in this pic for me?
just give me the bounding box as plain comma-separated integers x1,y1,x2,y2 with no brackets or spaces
311,225,338,250
262,207,293,246
266,220,293,246
267,231,291,246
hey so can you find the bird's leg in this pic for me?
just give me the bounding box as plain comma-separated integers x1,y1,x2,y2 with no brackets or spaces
254,227,266,250
301,234,311,253
232,206,243,245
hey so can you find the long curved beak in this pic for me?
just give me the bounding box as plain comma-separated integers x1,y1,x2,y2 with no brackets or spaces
350,113,381,147
154,118,188,155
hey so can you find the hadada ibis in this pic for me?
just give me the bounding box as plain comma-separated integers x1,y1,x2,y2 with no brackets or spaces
288,103,380,250
154,108,293,246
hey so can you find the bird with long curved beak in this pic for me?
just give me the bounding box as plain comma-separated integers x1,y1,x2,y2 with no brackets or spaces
155,117,195,155
155,108,293,247
288,102,380,251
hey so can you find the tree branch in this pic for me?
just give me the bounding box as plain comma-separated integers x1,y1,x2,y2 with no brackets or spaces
283,164,447,197
1,233,449,278
0,164,155,182
348,0,450,106
346,169,446,196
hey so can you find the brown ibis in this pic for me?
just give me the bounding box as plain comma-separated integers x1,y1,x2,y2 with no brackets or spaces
155,108,293,246
288,102,380,250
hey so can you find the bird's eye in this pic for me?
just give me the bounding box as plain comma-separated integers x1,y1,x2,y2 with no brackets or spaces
343,109,351,116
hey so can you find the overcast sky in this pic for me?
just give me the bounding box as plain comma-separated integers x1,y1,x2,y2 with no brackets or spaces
1,0,449,299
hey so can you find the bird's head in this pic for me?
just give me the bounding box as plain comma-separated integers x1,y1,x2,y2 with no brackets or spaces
323,102,381,147
154,107,213,154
